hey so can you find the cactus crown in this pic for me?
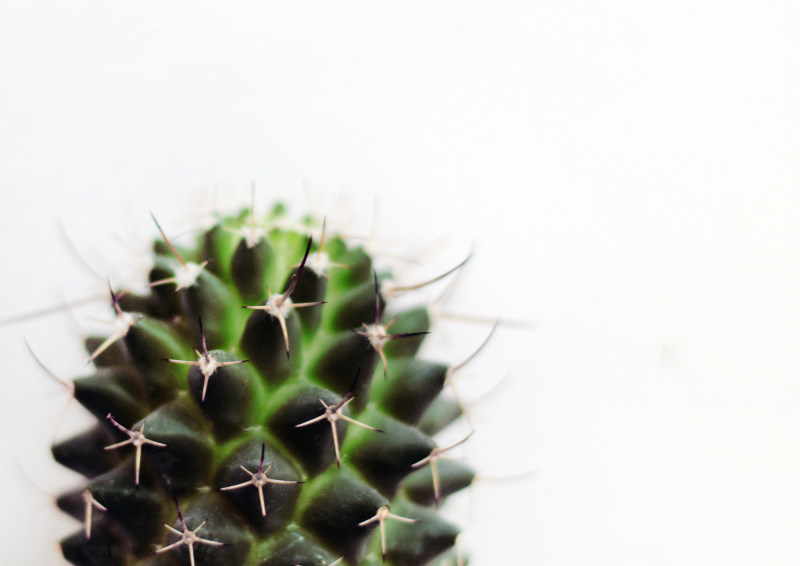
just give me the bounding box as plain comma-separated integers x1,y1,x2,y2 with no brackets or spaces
51,203,479,566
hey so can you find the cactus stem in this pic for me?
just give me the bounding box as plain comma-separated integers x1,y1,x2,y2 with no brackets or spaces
46,204,478,564
220,443,304,517
104,414,167,486
358,505,418,562
294,394,383,468
81,489,107,540
411,430,475,507
166,318,247,401
156,494,224,566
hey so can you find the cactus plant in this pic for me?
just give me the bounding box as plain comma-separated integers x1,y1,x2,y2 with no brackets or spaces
48,201,483,566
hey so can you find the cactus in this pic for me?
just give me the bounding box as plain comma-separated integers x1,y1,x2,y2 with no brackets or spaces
48,201,483,566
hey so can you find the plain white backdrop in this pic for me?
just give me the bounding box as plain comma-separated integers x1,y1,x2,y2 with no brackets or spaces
2,2,800,564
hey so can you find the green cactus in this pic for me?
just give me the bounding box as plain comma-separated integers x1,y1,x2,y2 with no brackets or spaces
50,203,480,566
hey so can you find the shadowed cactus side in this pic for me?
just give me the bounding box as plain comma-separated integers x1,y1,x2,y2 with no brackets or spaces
48,201,489,566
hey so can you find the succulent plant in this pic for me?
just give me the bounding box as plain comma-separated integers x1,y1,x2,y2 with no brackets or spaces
47,201,486,566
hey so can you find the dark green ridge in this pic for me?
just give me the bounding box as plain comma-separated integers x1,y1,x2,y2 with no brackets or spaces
146,258,184,318
180,268,241,347
129,397,214,491
297,468,388,564
123,317,191,404
52,425,123,478
82,459,168,553
84,336,129,368
232,237,273,303
255,529,337,566
382,306,431,358
214,437,303,536
376,498,460,566
73,368,149,426
344,409,436,499
186,352,266,441
240,307,302,387
403,459,476,506
370,358,448,425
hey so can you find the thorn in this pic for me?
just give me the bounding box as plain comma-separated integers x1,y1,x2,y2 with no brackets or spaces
316,216,327,261
411,431,475,506
165,317,245,402
87,291,141,364
355,282,429,377
476,468,538,483
220,443,303,517
448,320,498,376
104,414,166,486
56,220,105,281
281,236,314,302
456,534,465,566
304,216,346,277
25,339,74,442
444,320,499,427
247,182,260,248
358,505,418,560
346,366,362,399
171,489,185,529
108,282,124,318
434,310,535,329
82,489,107,540
294,379,381,467
0,293,105,324
150,212,187,267
382,253,473,299
156,492,224,566
24,339,73,394
198,317,208,356
149,214,208,290
373,270,381,325
241,237,323,357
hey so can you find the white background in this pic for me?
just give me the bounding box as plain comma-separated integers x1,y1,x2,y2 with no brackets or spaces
2,2,800,565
